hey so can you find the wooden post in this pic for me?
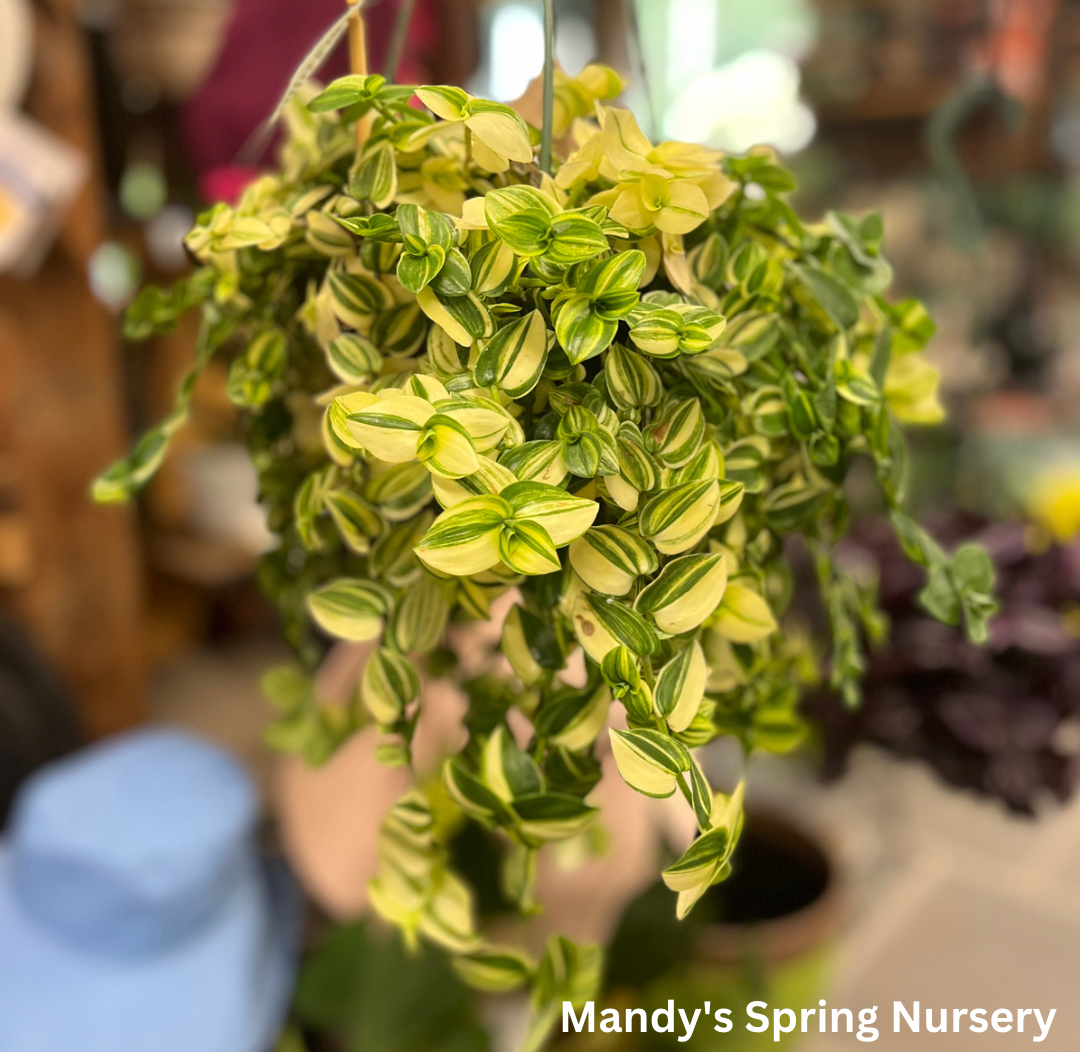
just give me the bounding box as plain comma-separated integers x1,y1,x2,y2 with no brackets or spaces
347,0,375,147
0,0,144,736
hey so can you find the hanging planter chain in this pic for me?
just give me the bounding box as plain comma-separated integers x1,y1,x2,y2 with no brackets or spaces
541,0,556,175
386,0,420,83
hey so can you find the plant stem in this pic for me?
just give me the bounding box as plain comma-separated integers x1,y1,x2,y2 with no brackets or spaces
464,125,474,168
676,772,694,809
385,0,418,83
540,0,556,176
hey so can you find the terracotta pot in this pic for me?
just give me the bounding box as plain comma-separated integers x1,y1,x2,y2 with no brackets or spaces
561,812,846,1052
695,812,844,968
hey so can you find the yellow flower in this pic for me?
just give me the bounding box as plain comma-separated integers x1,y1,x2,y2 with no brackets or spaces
554,120,605,190
580,107,732,235
1027,467,1080,544
551,64,626,140
594,168,710,235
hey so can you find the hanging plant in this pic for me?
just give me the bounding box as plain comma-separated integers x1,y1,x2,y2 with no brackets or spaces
94,31,997,1051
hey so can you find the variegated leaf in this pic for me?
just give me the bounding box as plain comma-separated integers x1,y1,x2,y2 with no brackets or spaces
346,395,435,462
327,270,394,330
417,414,481,480
482,725,543,802
643,398,706,468
638,480,722,554
512,792,598,845
500,481,598,546
364,461,433,522
653,641,707,733
499,440,568,487
454,948,534,993
324,489,383,554
432,455,517,509
414,494,511,575
604,343,662,409
474,310,549,397
326,333,381,383
307,578,394,641
569,591,658,662
707,581,778,642
609,727,689,798
501,604,562,686
497,519,561,576
635,552,728,634
568,525,657,596
470,238,517,295
362,647,420,724
387,575,450,652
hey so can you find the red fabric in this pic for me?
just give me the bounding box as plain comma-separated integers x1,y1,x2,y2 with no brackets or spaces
183,0,440,180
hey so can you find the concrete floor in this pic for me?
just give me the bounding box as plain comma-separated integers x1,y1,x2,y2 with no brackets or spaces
802,754,1080,1050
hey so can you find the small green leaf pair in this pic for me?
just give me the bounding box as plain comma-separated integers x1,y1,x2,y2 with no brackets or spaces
485,185,609,269
629,302,726,358
415,481,598,576
552,251,647,365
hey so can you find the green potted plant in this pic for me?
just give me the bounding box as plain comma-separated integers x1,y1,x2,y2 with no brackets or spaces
94,10,996,1048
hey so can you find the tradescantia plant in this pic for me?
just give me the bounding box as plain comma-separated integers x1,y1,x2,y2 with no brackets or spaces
95,59,996,1050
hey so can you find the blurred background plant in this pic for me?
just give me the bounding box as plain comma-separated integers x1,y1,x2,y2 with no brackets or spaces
807,513,1080,815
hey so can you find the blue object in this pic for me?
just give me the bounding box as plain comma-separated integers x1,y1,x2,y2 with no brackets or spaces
0,729,301,1052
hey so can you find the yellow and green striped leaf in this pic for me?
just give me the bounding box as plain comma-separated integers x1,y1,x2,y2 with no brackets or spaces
417,414,481,479
415,85,470,121
497,519,561,576
570,592,658,662
327,270,394,330
307,577,394,641
512,792,598,844
351,140,397,209
324,489,383,554
364,461,433,522
500,481,598,546
553,294,618,367
474,310,549,397
470,238,517,296
499,441,568,487
629,308,682,358
609,727,690,799
387,575,450,652
414,494,510,575
636,552,728,635
433,396,511,453
568,525,657,596
653,641,707,733
707,582,778,642
638,479,721,555
454,948,534,993
643,398,706,468
432,455,517,509
362,647,420,724
346,395,435,462
501,604,557,686
605,343,662,409
482,725,543,802
545,212,609,267
326,333,381,383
